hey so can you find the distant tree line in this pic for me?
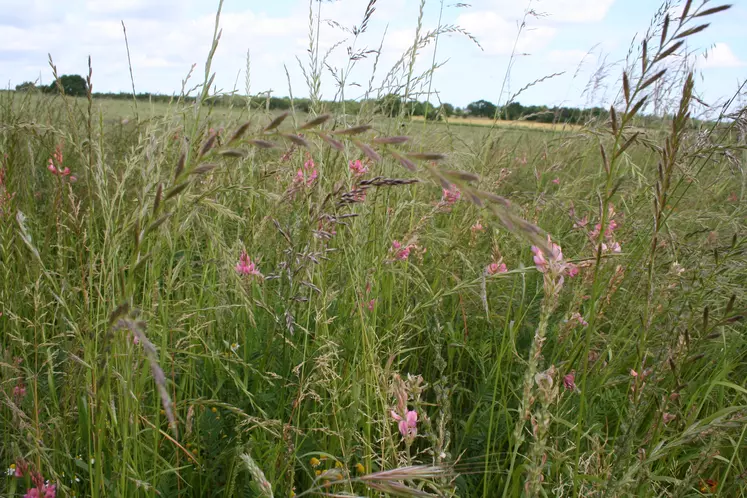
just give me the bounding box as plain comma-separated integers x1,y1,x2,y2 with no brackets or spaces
14,76,609,124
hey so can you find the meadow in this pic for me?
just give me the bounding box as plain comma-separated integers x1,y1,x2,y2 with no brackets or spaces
1,1,746,497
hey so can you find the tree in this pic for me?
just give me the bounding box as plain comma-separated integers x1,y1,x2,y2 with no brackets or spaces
46,75,87,97
466,99,497,118
439,103,454,117
377,94,402,117
15,82,38,92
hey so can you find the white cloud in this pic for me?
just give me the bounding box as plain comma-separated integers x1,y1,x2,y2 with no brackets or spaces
699,43,745,68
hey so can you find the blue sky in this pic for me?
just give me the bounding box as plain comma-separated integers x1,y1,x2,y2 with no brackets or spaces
0,0,744,111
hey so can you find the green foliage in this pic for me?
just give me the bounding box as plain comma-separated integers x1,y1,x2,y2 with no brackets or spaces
46,74,88,96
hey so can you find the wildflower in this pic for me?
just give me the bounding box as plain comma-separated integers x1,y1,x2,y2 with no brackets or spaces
132,334,140,345
486,262,507,275
391,240,411,261
700,479,718,493
573,216,588,229
471,220,484,233
6,464,16,476
531,242,562,273
551,177,560,185
728,192,738,202
211,407,218,413
630,369,638,378
440,185,461,211
334,461,343,469
516,155,527,165
391,409,418,439
569,312,588,327
13,383,26,399
566,263,579,278
610,242,622,253
235,251,263,279
309,457,320,468
662,412,676,424
349,159,368,176
354,463,365,474
563,371,576,391
366,299,375,312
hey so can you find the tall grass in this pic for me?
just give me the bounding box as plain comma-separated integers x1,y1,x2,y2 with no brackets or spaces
1,1,746,497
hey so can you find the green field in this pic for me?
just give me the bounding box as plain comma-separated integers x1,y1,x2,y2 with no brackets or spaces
1,4,746,498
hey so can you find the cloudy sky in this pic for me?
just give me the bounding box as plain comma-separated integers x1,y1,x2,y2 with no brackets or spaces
0,0,744,109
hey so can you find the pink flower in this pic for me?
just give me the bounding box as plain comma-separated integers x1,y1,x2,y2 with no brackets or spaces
471,220,484,233
630,369,638,378
552,177,560,185
486,262,507,275
573,216,588,229
516,155,527,165
566,263,579,278
441,185,461,209
47,159,57,174
349,159,368,176
662,412,676,424
610,242,622,253
392,240,411,261
235,250,263,279
24,483,55,498
366,299,376,312
391,409,418,439
13,383,26,399
563,371,576,391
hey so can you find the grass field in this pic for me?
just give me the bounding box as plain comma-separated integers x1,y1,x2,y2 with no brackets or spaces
1,2,746,498
410,115,585,132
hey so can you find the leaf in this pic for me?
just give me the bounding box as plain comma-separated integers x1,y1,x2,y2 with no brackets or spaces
263,111,289,132
299,114,331,130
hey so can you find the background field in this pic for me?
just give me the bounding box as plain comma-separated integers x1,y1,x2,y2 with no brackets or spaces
1,2,746,498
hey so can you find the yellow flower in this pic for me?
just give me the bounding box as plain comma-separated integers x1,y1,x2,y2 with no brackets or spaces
354,463,365,474
334,461,343,469
322,480,331,487
309,457,320,468
314,470,322,476
211,407,217,413
192,449,198,455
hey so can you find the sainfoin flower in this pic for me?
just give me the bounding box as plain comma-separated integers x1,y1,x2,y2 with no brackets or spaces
441,185,461,209
486,262,507,275
391,240,411,261
471,220,484,233
349,159,368,176
235,251,263,279
391,409,418,439
13,383,26,399
563,371,576,391
662,412,676,424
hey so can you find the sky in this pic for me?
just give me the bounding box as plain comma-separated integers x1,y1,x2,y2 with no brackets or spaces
0,0,745,110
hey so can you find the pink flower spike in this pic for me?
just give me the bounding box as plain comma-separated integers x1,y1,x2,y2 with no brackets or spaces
392,240,402,250
235,250,263,279
630,369,638,378
60,167,70,177
611,242,622,253
349,159,368,176
390,410,402,421
563,371,576,391
486,262,507,275
47,160,57,174
441,185,461,207
366,299,375,311
552,177,560,185
566,264,579,278
471,220,484,233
